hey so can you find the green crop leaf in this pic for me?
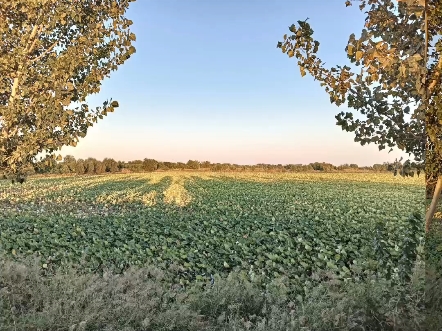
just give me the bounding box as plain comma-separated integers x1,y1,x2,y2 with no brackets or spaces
0,171,425,292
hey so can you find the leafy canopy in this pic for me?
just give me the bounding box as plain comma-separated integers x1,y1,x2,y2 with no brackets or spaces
277,0,441,175
0,0,136,180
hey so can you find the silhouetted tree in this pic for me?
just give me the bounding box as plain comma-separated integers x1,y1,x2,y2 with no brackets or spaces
103,158,119,173
143,158,159,172
186,160,200,170
76,159,85,175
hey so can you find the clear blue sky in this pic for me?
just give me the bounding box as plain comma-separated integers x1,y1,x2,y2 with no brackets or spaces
61,0,406,166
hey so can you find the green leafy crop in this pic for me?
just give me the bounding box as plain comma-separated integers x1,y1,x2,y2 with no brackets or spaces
0,172,425,294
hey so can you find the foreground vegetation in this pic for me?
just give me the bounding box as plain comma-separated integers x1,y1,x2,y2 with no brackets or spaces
2,255,441,331
1,172,439,330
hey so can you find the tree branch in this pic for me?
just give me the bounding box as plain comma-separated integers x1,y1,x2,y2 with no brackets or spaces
27,24,44,56
29,40,58,63
428,56,442,93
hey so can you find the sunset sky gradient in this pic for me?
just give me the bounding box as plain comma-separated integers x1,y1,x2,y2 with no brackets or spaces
61,0,407,166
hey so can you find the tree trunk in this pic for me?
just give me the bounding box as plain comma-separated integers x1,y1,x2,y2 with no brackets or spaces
426,172,436,199
426,176,442,233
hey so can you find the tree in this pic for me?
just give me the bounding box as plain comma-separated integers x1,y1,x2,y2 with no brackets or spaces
94,160,105,174
186,160,200,170
63,155,76,173
75,158,85,175
201,161,211,169
164,162,177,170
102,158,119,173
143,158,158,172
126,159,143,172
63,155,76,164
84,160,94,174
59,163,70,174
0,0,137,181
373,163,386,172
277,0,442,232
85,157,101,174
157,162,169,170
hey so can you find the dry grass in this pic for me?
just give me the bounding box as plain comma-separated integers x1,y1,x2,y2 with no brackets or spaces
1,256,441,331
162,175,193,207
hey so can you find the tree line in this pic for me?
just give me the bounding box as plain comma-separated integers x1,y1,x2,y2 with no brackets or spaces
9,155,421,177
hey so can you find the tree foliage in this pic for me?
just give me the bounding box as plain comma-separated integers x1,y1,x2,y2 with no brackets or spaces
277,0,442,230
0,0,137,181
16,155,403,177
143,158,159,172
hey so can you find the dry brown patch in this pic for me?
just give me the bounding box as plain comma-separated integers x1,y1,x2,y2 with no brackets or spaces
162,175,192,207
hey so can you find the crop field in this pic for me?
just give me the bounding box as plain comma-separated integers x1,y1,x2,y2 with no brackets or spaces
0,172,425,293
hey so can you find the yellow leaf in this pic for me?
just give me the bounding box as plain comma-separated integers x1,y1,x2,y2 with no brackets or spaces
347,45,354,56
288,50,294,58
412,53,423,62
283,34,287,40
400,65,406,77
300,67,306,77
355,51,363,61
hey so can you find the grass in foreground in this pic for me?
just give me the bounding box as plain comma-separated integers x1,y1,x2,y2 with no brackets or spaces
1,256,441,331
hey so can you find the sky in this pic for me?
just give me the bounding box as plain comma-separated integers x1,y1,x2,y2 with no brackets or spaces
60,0,408,166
